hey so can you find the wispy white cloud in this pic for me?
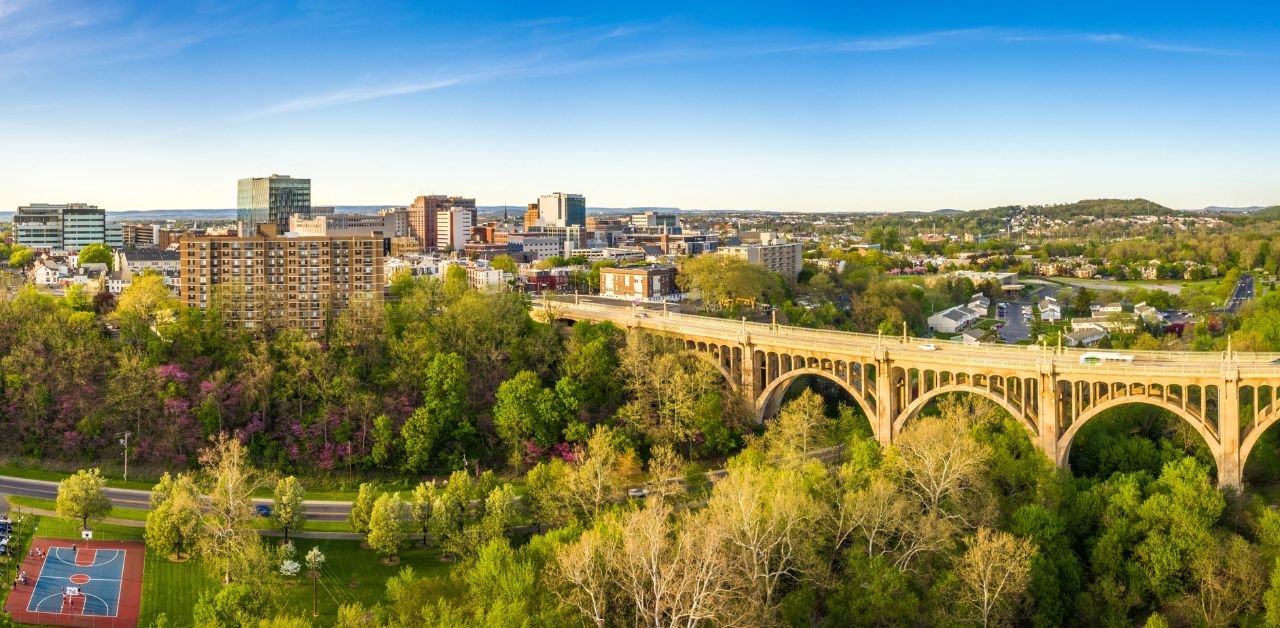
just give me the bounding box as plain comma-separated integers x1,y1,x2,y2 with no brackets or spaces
241,23,1246,118
243,78,470,119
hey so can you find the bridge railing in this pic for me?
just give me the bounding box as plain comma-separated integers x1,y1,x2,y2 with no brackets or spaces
536,301,1280,376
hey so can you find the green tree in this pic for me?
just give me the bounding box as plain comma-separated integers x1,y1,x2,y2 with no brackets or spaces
8,245,34,267
677,254,784,309
77,243,114,270
197,435,272,585
368,492,408,561
192,583,277,628
56,468,112,530
491,254,518,274
115,271,178,324
493,370,581,457
145,472,202,560
271,476,306,542
349,482,379,534
401,352,470,472
409,481,437,546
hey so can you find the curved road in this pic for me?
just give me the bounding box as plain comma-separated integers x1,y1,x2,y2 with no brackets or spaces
0,476,351,522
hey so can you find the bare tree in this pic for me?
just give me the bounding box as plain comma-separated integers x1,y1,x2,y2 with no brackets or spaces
707,463,821,619
552,527,612,628
890,412,992,527
955,527,1036,628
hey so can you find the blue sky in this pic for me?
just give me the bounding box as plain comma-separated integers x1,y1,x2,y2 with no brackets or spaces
1,1,1277,212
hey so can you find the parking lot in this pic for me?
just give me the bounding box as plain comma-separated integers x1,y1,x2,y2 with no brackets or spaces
997,301,1032,343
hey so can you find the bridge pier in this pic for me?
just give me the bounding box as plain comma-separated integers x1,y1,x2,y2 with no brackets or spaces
874,349,894,446
1038,369,1061,464
1218,370,1243,490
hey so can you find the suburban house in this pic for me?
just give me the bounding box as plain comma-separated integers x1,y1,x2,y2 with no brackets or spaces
928,305,979,334
1065,327,1108,347
1090,302,1125,315
1134,302,1166,326
1039,296,1063,322
961,327,985,345
967,293,991,316
1071,315,1138,334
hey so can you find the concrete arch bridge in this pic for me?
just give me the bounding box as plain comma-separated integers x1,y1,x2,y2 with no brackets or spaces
536,300,1280,489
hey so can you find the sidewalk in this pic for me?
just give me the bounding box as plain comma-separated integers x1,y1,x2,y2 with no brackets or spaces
13,506,362,541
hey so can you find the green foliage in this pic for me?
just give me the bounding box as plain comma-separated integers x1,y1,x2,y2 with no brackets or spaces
271,476,306,541
192,583,277,628
367,492,408,559
349,482,378,534
8,245,34,267
677,253,785,308
56,468,112,529
77,242,114,269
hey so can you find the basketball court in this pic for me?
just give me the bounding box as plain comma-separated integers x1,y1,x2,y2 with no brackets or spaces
4,539,144,628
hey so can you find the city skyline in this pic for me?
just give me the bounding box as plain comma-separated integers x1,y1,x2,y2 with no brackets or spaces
2,1,1278,212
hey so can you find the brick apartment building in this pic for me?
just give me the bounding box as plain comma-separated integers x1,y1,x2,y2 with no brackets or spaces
179,223,384,336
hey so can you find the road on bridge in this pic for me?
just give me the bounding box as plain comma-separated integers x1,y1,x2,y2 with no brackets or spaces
0,476,352,522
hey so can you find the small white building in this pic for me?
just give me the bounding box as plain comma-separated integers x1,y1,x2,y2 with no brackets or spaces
928,305,979,334
967,293,991,316
1065,328,1107,347
961,327,985,345
1039,297,1063,322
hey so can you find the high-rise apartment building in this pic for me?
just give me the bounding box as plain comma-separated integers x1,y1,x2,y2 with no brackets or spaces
437,207,475,251
536,193,586,228
237,175,311,233
718,239,804,280
14,203,122,250
179,223,383,337
407,195,476,251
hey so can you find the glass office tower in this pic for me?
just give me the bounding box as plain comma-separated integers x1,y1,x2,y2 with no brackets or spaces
237,175,311,233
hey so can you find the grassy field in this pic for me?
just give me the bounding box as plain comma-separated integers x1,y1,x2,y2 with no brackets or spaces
9,512,455,625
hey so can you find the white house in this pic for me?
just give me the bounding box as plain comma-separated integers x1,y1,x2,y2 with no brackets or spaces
1090,302,1124,315
928,305,979,334
967,293,991,316
1065,328,1107,347
1039,297,1063,322
961,327,985,345
1134,302,1166,325
30,259,64,286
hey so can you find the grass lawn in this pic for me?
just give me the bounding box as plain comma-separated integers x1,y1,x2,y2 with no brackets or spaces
18,512,457,625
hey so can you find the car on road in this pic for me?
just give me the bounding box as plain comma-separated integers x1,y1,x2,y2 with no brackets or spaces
919,343,938,351
634,311,648,318
255,504,272,517
628,488,650,499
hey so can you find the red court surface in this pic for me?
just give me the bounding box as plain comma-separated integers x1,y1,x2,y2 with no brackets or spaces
4,538,144,628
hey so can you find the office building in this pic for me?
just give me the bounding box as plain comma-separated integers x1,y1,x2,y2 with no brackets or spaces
237,175,311,233
629,211,678,230
288,213,400,237
599,265,679,300
407,195,476,251
718,240,804,280
523,203,540,229
437,207,475,251
14,203,122,250
536,193,586,228
179,223,383,337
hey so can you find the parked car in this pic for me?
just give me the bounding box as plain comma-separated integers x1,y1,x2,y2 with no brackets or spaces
628,488,650,498
255,504,272,518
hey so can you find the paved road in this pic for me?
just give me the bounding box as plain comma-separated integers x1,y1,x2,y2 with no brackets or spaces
1225,273,1255,313
0,477,351,522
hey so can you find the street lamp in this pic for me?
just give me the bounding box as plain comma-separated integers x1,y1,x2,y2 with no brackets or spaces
116,431,132,482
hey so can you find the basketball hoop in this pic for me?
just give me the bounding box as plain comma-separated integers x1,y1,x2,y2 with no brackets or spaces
81,530,93,541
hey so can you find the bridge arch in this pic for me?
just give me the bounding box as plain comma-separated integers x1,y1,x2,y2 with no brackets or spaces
1055,396,1220,469
893,384,1038,439
755,367,874,430
1239,408,1280,473
689,349,736,391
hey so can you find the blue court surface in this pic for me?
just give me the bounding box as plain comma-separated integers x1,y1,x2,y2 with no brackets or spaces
26,547,126,617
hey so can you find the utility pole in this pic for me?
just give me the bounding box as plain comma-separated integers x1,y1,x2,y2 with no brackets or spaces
117,431,132,482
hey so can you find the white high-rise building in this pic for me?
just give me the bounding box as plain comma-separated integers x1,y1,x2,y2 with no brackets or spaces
536,193,586,228
436,207,475,251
